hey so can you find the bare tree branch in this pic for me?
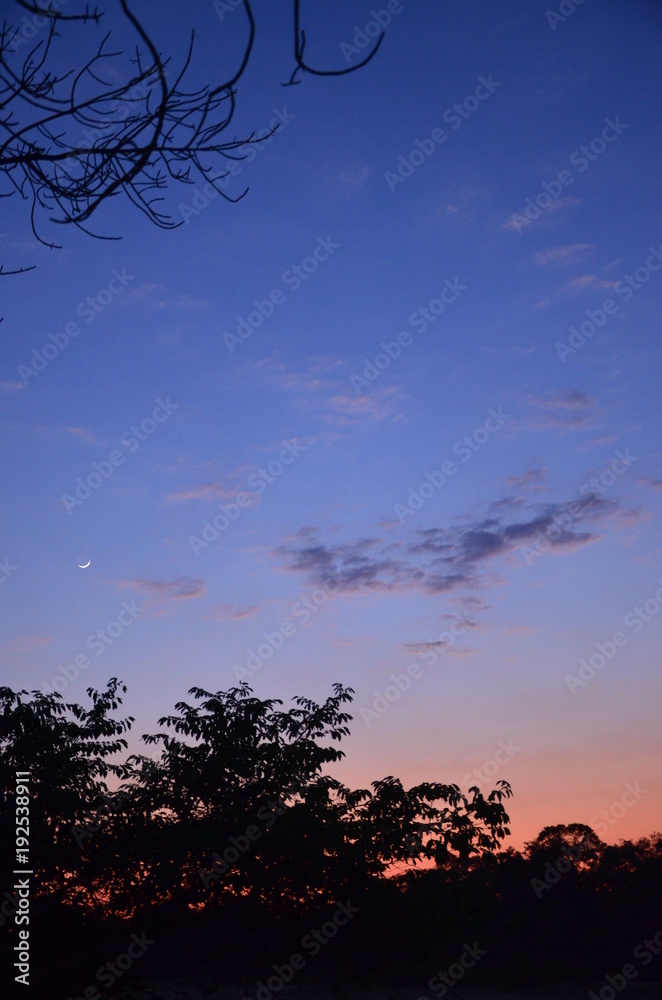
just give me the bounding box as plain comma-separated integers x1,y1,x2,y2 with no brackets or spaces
284,0,383,86
0,0,383,276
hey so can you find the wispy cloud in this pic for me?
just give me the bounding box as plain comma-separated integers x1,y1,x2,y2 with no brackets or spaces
246,355,405,427
337,165,374,188
248,357,325,395
324,386,405,426
122,283,212,311
435,185,493,223
61,425,103,446
640,477,662,492
499,625,538,636
213,603,258,620
0,379,25,393
562,274,616,294
402,640,477,657
402,640,450,652
504,468,549,492
274,489,622,597
534,244,593,266
531,265,615,311
3,635,52,654
403,616,483,654
502,195,581,232
165,437,314,508
527,389,598,431
115,576,206,600
167,482,250,504
448,594,491,616
305,355,345,375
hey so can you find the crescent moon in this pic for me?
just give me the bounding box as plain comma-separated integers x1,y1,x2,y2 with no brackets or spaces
78,559,91,569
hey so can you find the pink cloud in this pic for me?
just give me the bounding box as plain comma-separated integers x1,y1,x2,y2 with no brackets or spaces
115,576,206,600
4,635,52,654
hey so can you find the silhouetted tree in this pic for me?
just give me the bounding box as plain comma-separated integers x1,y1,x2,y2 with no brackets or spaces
0,678,513,918
524,821,605,870
5,679,660,990
0,678,132,910
111,682,513,914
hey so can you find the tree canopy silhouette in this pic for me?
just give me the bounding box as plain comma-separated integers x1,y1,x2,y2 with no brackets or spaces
0,678,513,918
2,678,661,992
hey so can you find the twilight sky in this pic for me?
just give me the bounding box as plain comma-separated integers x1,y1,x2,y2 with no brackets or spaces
1,0,661,848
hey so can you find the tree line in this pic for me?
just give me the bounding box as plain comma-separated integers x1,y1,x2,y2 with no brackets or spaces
0,679,659,996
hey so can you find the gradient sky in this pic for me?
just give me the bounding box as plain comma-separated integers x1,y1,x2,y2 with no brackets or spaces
1,0,661,849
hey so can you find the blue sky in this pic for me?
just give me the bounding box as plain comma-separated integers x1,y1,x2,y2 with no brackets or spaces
1,0,661,845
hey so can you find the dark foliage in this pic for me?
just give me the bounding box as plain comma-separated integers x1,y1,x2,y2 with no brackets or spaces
0,679,660,997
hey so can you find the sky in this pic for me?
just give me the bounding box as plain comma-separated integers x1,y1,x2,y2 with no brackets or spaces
1,0,661,850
